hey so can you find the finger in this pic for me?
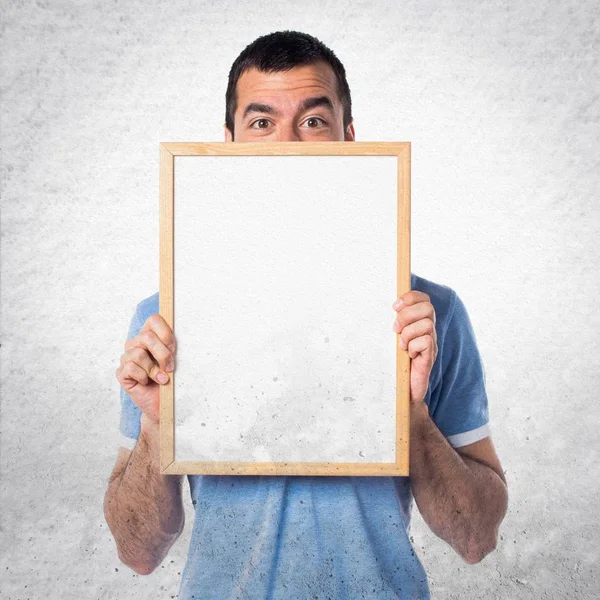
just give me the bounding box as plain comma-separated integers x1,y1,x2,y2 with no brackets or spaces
396,318,436,349
140,314,176,353
392,302,436,331
121,346,172,381
116,361,151,389
128,347,170,384
392,291,431,311
406,334,436,362
125,329,174,373
118,349,169,386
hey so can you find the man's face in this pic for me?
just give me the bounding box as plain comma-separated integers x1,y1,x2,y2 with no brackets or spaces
224,60,355,142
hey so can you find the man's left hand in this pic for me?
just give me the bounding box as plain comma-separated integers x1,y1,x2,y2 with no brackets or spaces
392,291,438,405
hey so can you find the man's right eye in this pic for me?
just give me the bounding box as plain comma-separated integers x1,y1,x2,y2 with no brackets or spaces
249,118,271,129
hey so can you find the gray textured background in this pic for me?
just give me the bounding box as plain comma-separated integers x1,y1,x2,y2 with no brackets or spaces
1,1,598,598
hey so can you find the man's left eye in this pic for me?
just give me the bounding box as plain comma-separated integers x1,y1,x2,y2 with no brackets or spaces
303,117,326,127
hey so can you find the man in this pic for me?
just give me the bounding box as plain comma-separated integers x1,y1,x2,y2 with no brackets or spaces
105,30,508,599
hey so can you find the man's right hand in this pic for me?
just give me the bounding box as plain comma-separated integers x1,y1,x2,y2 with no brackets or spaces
115,314,176,425
107,313,182,575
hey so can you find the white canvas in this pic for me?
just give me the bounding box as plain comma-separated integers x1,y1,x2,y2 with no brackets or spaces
172,155,399,463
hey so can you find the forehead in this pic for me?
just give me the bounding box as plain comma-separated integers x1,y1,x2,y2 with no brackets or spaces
235,61,339,111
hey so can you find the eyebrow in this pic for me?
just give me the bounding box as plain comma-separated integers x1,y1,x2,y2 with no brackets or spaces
241,96,335,120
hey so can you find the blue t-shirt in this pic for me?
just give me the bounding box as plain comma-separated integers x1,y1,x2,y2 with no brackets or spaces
119,273,490,599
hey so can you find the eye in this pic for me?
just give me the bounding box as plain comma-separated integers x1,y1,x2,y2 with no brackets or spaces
303,117,327,128
248,116,328,130
249,118,271,129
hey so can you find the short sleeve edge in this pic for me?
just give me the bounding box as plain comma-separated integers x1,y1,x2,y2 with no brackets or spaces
119,433,138,450
447,423,491,448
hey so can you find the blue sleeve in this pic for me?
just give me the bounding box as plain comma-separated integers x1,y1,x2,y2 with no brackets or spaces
428,291,491,448
119,305,144,443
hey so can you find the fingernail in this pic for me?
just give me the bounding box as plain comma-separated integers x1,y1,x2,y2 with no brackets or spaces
393,299,403,309
398,337,407,349
165,361,174,372
157,371,169,383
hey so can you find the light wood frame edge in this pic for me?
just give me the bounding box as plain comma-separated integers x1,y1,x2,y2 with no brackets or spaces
159,144,175,473
397,143,411,474
159,142,411,476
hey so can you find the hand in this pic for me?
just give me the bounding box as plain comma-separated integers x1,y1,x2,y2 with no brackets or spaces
391,291,438,405
115,314,176,425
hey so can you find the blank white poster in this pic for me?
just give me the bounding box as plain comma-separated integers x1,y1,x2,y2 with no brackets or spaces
173,154,398,463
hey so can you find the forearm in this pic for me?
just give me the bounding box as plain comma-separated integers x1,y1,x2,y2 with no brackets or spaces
409,402,508,563
104,416,185,574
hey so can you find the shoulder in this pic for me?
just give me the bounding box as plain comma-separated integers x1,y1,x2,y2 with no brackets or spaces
411,272,480,355
412,274,490,440
410,272,458,331
134,291,159,323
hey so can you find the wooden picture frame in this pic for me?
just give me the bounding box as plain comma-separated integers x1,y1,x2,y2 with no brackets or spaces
159,141,411,476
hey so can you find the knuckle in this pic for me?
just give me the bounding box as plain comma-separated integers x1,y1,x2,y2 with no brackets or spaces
146,314,163,329
138,330,152,345
149,362,161,376
130,347,149,364
120,362,133,379
427,302,436,321
125,361,138,375
153,350,170,368
412,291,428,304
141,330,158,349
125,330,154,350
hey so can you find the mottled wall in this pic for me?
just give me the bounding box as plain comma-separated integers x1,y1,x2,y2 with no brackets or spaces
1,1,598,598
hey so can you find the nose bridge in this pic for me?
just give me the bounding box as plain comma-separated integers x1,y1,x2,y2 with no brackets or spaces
276,118,301,142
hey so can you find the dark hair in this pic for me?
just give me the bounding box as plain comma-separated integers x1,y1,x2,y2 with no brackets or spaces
225,30,353,139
